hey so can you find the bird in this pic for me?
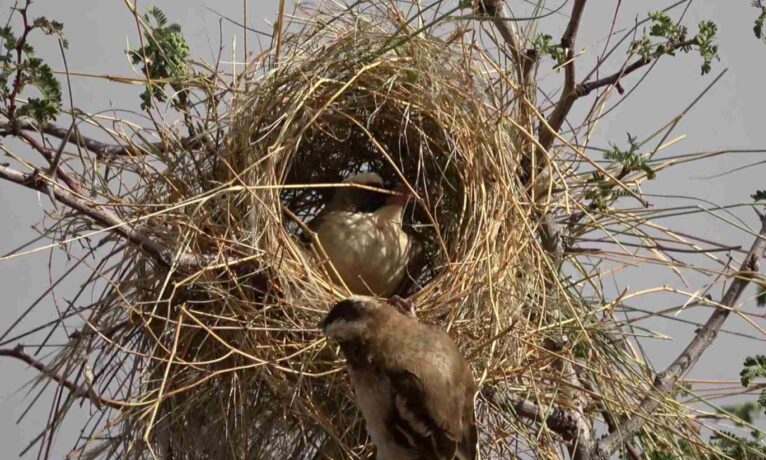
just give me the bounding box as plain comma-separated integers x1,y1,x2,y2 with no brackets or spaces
318,296,478,460
305,173,415,297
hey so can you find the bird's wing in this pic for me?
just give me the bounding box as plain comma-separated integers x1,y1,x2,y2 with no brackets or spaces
385,367,460,460
383,337,477,460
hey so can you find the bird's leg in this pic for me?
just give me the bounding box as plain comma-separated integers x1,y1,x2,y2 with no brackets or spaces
389,295,417,318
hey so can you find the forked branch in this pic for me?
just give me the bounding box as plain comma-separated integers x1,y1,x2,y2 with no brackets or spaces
593,212,766,458
537,0,587,154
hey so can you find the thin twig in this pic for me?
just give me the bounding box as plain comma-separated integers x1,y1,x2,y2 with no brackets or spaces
578,39,697,98
0,164,211,269
1,117,200,158
478,0,526,84
0,344,123,409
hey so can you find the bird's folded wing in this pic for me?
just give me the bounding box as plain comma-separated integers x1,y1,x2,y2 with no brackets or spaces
386,368,462,460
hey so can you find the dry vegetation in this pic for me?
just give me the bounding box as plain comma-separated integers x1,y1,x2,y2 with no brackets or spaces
1,1,765,459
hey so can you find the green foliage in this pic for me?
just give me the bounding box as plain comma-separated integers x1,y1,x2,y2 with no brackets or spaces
129,7,191,110
721,401,762,425
709,430,766,459
0,7,66,123
584,172,634,211
691,357,766,459
630,12,719,75
696,21,719,74
752,190,766,202
533,33,565,66
582,134,654,211
756,283,766,307
754,1,766,41
741,355,766,388
31,17,68,48
603,133,655,179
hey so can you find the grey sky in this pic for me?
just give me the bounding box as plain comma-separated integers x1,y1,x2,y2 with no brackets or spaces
1,1,765,457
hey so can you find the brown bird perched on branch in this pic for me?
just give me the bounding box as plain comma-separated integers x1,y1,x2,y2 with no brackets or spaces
306,173,416,297
319,296,478,460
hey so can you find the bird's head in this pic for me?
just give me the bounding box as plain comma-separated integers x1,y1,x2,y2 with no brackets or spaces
318,296,389,343
327,172,387,213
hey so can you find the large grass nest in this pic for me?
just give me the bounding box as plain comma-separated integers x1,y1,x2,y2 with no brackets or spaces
49,4,711,460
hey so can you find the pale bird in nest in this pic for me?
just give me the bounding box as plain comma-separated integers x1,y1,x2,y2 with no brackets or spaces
305,172,417,297
319,296,478,460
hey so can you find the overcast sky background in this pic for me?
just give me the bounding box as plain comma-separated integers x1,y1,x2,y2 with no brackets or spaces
1,1,765,457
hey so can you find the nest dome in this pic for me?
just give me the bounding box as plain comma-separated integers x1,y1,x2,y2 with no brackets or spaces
133,9,556,459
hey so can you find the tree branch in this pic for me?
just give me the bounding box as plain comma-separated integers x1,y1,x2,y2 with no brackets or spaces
578,39,697,98
0,344,123,409
0,164,212,270
14,129,81,192
540,37,698,154
593,212,766,458
483,386,595,456
537,0,587,154
478,1,527,84
1,117,200,158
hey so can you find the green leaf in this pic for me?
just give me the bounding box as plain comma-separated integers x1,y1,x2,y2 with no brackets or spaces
754,1,766,41
17,97,60,123
752,190,766,202
533,33,565,66
721,401,760,425
128,7,191,110
741,355,766,387
710,430,766,458
757,284,766,308
603,133,655,179
630,12,719,75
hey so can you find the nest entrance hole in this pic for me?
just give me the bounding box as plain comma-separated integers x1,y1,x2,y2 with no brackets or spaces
280,109,465,295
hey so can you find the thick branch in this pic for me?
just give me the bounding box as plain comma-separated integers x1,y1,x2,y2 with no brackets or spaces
594,213,766,458
0,344,123,409
0,164,211,270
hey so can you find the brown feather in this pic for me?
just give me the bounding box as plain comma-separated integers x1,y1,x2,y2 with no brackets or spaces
321,298,477,459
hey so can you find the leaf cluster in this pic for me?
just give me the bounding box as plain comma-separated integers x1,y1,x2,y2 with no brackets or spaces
0,10,65,123
709,430,766,460
533,33,566,67
584,134,653,211
741,355,766,392
128,7,191,110
630,11,719,75
754,1,766,42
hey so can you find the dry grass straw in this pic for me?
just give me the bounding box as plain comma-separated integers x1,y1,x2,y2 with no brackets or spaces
14,2,743,459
